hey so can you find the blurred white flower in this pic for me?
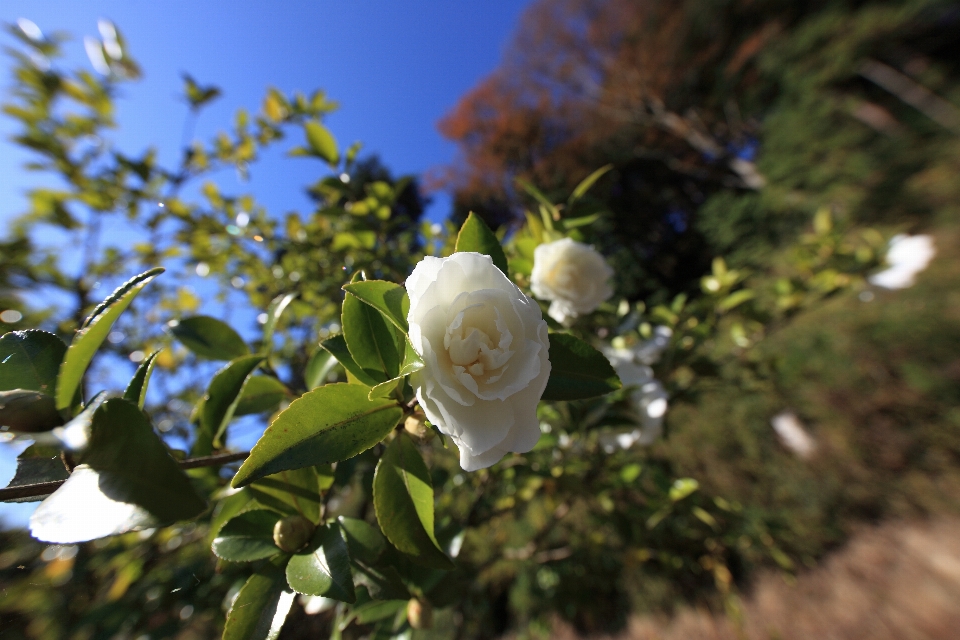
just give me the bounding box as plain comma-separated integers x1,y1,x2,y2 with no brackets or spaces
770,410,816,459
868,234,935,290
406,252,551,471
300,595,336,615
601,347,669,450
531,238,613,325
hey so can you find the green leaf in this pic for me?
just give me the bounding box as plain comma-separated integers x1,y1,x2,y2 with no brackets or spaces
320,334,379,387
350,599,407,625
222,556,294,640
515,178,558,220
261,293,297,353
669,478,699,502
123,349,161,409
0,389,62,432
249,467,324,524
30,398,207,543
342,292,401,383
541,333,622,401
235,376,290,417
169,315,250,361
304,120,339,165
338,516,386,564
212,509,281,562
454,212,509,275
368,377,402,400
56,268,164,411
1,445,68,503
399,339,424,376
373,433,454,570
233,384,402,487
567,164,612,209
717,289,755,313
341,281,409,334
197,355,265,454
0,330,67,395
304,348,339,390
286,522,355,602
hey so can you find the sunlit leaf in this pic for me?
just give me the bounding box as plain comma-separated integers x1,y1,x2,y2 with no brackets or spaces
169,315,249,361
341,280,409,334
286,521,355,602
233,384,402,487
304,120,339,165
342,292,401,383
57,268,163,411
261,293,297,353
195,355,264,455
234,376,290,417
319,334,379,387
212,509,281,562
373,432,453,570
0,329,66,395
123,349,161,409
222,556,295,640
304,348,339,390
454,212,508,275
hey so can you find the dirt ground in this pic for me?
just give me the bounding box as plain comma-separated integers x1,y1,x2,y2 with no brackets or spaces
550,517,960,640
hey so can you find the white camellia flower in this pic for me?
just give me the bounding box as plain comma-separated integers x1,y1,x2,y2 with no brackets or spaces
868,234,935,290
531,238,614,325
600,347,669,451
406,252,551,471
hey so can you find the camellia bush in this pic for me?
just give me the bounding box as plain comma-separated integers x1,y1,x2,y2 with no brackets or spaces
0,18,923,640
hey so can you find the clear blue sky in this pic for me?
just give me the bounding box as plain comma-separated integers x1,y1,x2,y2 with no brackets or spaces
0,0,531,528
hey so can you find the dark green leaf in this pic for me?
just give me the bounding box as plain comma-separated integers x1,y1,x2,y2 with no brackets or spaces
1,444,68,503
123,349,161,409
351,599,407,625
541,333,622,401
338,516,385,564
342,292,401,383
212,509,281,562
208,488,255,544
222,556,294,640
57,268,163,410
320,334,379,387
169,315,249,361
235,376,290,417
233,384,402,487
286,522,355,602
30,398,207,543
197,355,265,454
261,293,297,353
373,433,453,570
0,329,66,395
0,389,62,432
249,467,324,524
304,348,339,390
454,212,509,275
352,560,410,601
304,120,339,165
341,281,409,334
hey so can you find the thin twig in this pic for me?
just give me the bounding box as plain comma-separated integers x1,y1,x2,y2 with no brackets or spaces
0,450,250,502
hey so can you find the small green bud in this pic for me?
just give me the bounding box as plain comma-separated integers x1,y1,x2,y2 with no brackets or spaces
272,515,315,553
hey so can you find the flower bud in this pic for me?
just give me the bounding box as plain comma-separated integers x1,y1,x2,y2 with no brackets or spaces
407,598,433,629
272,515,315,553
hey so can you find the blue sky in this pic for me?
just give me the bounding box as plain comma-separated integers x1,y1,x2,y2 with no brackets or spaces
0,0,531,527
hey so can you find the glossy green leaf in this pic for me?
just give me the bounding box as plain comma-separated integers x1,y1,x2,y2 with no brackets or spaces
1,444,68,503
57,268,163,410
541,333,622,401
304,120,339,165
212,509,281,562
0,389,62,432
373,433,454,570
249,467,324,524
320,334,379,387
196,355,265,454
222,556,295,640
454,212,509,275
261,292,297,353
304,348,339,390
399,339,424,376
0,330,66,395
341,281,409,334
123,349,161,409
30,398,207,543
286,522,355,602
235,375,290,417
669,478,699,502
339,516,386,564
169,315,250,361
342,292,401,383
368,376,402,400
233,384,402,487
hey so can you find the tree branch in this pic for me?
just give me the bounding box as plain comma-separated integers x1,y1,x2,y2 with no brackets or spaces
0,450,249,502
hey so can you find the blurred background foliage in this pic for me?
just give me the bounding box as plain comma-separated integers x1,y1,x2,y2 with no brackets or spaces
1,0,959,637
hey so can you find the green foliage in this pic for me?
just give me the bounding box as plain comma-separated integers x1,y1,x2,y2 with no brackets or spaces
454,211,509,275
170,315,250,361
285,522,355,601
541,333,622,401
